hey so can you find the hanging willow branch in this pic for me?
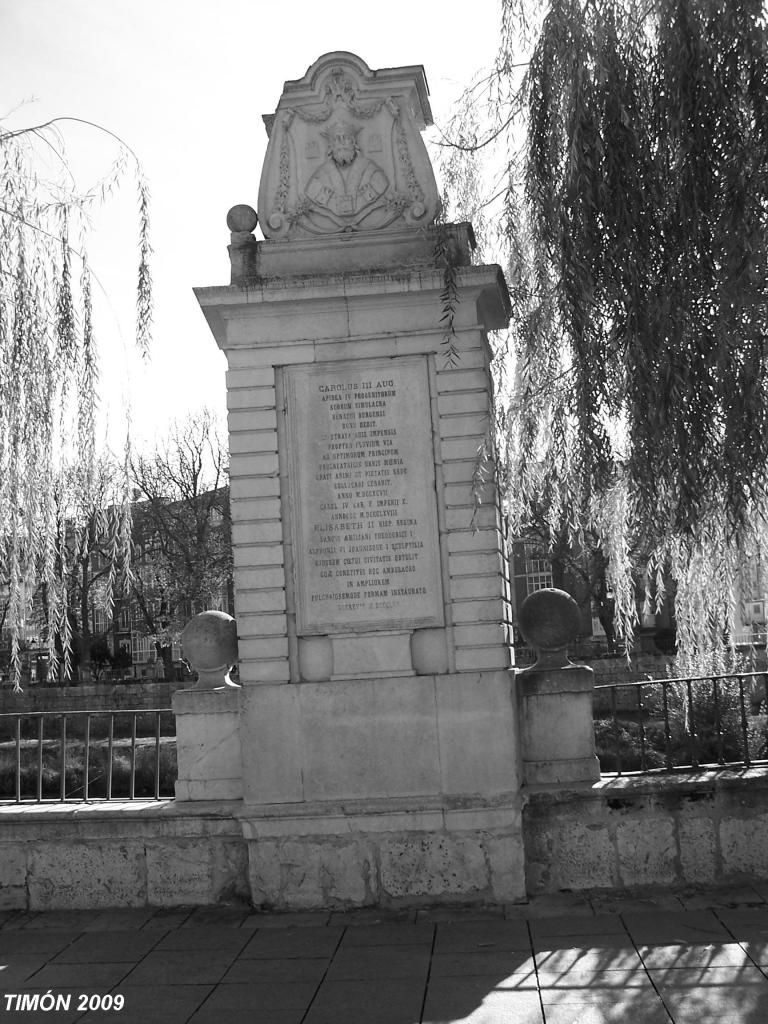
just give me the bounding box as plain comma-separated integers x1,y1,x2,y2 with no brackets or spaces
438,0,768,670
0,116,152,688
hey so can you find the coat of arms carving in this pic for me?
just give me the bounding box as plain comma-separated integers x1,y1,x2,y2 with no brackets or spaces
257,52,440,239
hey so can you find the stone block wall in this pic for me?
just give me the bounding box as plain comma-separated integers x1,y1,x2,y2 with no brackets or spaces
0,803,248,911
524,768,768,893
0,683,174,716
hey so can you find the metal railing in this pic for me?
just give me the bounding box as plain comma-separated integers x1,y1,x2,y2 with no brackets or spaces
733,632,768,648
594,671,768,776
0,708,176,804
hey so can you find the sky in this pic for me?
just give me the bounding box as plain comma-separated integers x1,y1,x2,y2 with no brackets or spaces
1,0,502,453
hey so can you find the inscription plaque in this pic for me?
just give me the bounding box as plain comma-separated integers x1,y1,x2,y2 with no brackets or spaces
285,357,444,634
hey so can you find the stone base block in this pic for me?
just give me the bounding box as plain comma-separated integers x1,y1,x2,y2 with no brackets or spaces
241,803,525,910
250,222,474,280
173,687,242,802
238,671,520,807
518,663,599,790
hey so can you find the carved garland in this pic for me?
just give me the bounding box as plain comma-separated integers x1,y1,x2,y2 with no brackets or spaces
392,106,424,204
289,97,387,125
273,110,294,216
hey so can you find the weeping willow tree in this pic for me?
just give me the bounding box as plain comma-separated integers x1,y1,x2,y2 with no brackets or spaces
0,116,151,687
440,0,768,672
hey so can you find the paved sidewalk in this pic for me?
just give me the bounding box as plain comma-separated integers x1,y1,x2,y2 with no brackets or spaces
1,886,768,1023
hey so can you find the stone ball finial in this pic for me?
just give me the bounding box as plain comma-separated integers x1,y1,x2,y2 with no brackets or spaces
518,588,581,669
226,204,258,234
181,610,240,691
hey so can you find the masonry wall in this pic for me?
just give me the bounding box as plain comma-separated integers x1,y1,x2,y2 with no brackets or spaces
524,769,768,893
0,683,174,716
3,771,768,910
0,803,247,911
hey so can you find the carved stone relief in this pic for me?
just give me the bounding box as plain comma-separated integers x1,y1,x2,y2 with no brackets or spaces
257,52,440,239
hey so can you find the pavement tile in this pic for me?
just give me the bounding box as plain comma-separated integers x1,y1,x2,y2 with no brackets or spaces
14,911,97,931
589,893,684,915
121,949,238,987
337,923,434,947
422,978,544,1023
534,939,642,974
430,950,537,979
78,984,213,1024
716,906,768,937
325,945,431,980
0,954,55,985
303,979,425,1024
639,941,753,969
648,963,768,987
529,914,628,940
745,881,768,904
51,930,162,963
531,931,636,953
416,905,506,923
503,904,535,919
0,915,42,931
221,956,330,985
650,968,768,1024
433,921,531,954
78,908,159,930
540,996,672,1024
519,893,594,917
24,961,133,989
677,886,765,910
182,907,250,928
153,925,250,954
139,908,194,930
190,1002,304,1024
176,979,316,1013
621,909,731,944
242,911,331,929
8,887,768,1024
0,932,79,956
736,937,768,963
536,967,655,991
239,926,344,960
329,908,416,926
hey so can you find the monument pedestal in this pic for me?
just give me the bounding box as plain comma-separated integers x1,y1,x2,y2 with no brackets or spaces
235,672,521,907
194,51,524,907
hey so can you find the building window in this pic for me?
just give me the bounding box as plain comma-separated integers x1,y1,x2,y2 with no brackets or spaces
524,556,553,596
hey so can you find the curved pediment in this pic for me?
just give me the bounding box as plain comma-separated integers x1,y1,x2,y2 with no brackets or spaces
257,52,440,240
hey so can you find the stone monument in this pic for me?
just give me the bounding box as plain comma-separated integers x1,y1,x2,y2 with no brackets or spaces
192,51,523,908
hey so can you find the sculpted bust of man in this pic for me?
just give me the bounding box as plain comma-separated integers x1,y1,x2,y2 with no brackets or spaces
305,119,389,229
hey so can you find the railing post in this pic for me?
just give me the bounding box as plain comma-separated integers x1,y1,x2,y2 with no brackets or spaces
515,588,600,788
